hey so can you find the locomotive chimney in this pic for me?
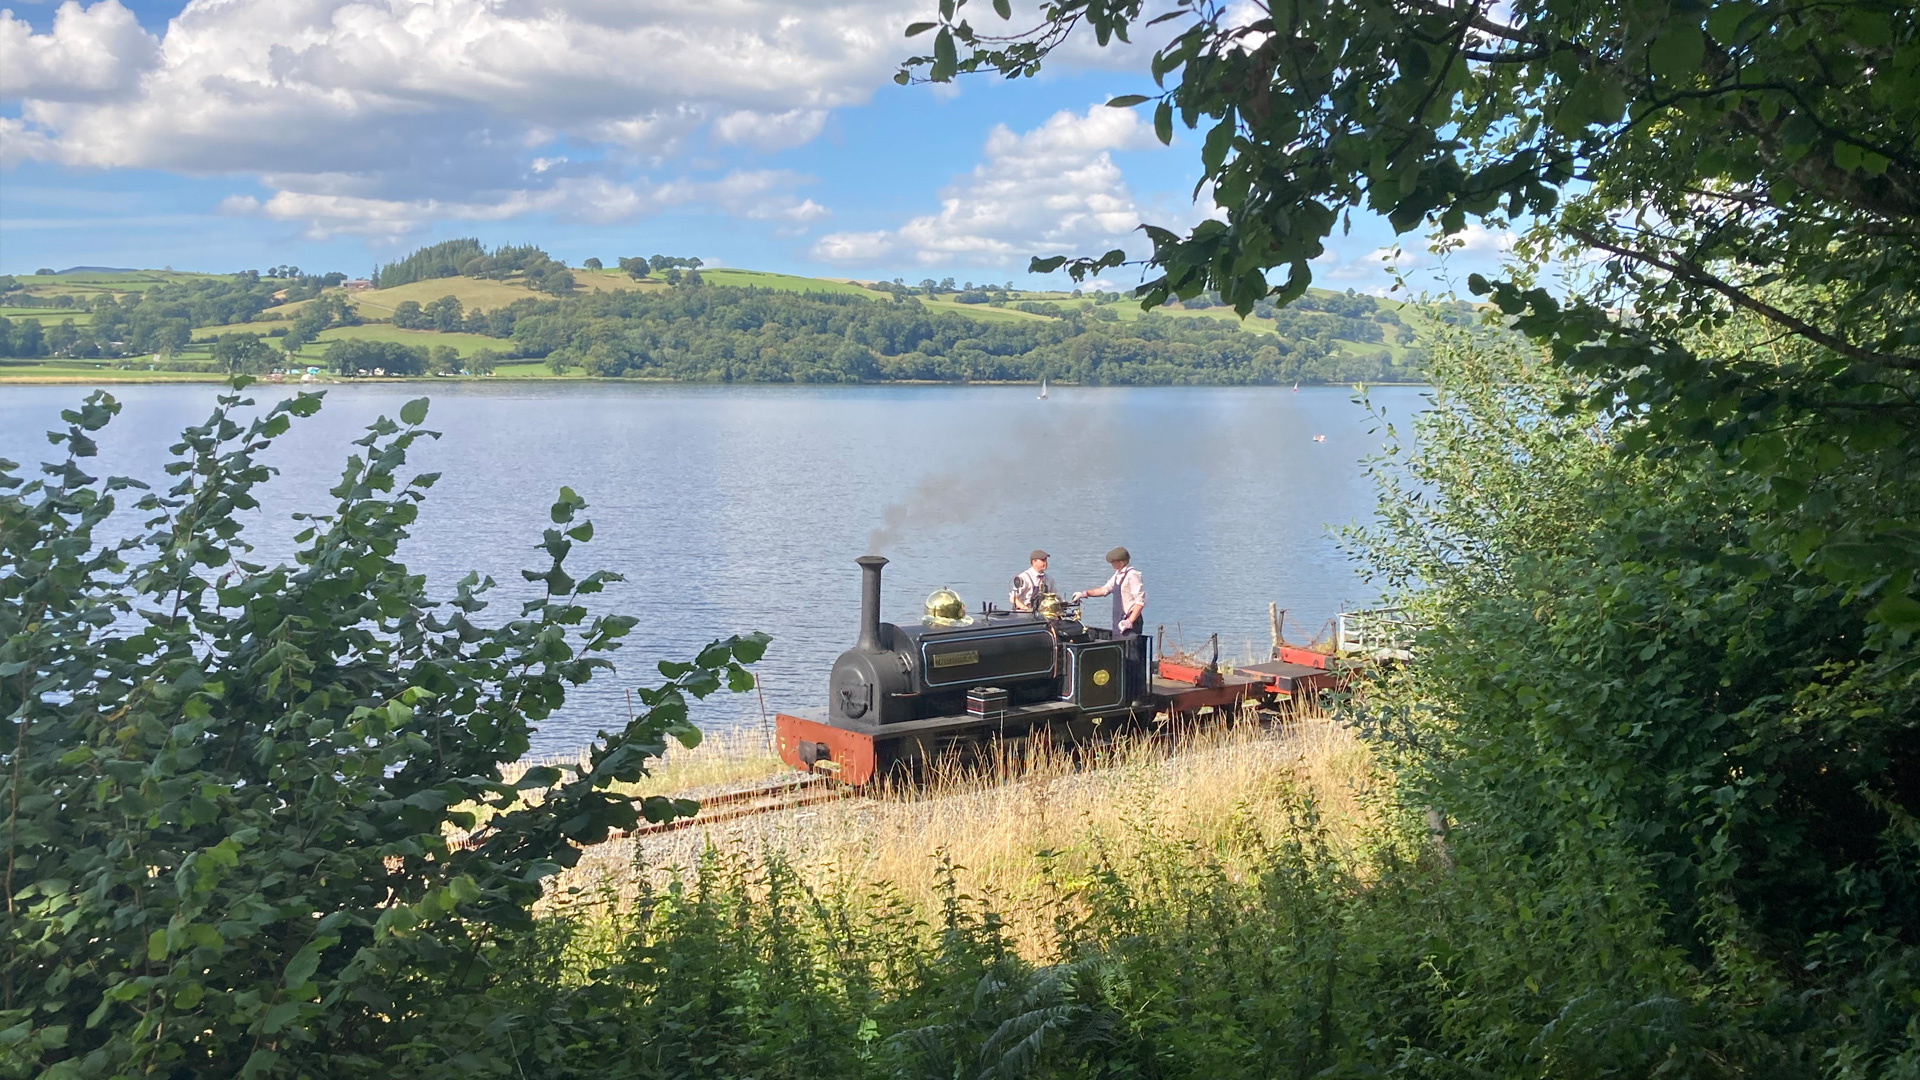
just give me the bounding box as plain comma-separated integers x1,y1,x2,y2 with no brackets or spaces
855,555,888,652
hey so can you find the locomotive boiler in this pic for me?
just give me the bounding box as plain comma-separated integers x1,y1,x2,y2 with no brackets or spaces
777,555,1314,785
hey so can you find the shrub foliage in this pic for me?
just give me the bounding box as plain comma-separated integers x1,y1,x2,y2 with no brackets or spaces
0,384,765,1077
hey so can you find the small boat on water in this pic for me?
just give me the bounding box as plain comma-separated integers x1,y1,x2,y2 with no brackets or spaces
1312,434,1326,443
1039,377,1049,400
1292,382,1299,392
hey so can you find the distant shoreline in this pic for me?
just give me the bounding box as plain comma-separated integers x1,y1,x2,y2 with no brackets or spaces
0,371,1430,389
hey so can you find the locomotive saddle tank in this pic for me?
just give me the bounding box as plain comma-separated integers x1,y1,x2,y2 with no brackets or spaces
831,555,1137,727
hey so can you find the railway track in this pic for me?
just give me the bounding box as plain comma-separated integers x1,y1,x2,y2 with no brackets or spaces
453,774,850,852
472,706,1292,852
612,773,851,839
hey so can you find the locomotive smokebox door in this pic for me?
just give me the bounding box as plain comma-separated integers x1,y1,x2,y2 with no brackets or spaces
833,666,872,719
1069,643,1125,709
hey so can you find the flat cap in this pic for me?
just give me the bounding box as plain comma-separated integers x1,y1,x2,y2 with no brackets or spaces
1106,546,1131,564
1030,549,1050,562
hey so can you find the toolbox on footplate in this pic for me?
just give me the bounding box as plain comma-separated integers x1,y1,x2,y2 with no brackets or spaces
966,686,1009,719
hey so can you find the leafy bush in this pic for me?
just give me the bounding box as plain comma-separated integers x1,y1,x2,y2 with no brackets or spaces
0,385,766,1077
210,331,274,374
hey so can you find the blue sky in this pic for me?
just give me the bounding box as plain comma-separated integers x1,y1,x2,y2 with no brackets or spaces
2,0,1506,292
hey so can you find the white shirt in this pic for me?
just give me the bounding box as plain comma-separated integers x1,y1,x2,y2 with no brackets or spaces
1102,566,1145,630
1010,566,1056,610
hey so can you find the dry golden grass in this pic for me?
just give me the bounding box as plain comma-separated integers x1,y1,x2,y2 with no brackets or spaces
445,728,789,851
550,712,1382,956
499,727,788,801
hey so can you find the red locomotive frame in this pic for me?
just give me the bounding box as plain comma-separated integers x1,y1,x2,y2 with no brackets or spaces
776,648,1349,786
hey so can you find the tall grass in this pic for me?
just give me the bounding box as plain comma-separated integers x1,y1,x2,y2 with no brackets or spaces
554,713,1380,955
377,710,1911,1080
363,707,1792,1080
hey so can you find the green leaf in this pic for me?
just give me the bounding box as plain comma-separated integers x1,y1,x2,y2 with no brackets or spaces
449,875,482,904
283,945,323,990
933,28,957,79
905,20,937,36
1106,94,1151,108
1868,592,1920,632
1649,23,1705,80
147,929,168,962
732,631,771,664
1201,119,1235,174
1706,2,1754,46
1154,99,1173,144
398,397,429,426
993,0,1010,17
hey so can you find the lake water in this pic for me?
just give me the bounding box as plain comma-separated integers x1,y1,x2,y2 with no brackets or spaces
0,381,1424,754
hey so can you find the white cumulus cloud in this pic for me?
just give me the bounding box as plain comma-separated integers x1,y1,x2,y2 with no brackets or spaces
0,0,161,103
813,103,1169,269
221,169,827,238
2,0,919,229
712,108,831,151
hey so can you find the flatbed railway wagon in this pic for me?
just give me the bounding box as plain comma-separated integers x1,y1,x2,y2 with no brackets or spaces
775,556,1347,786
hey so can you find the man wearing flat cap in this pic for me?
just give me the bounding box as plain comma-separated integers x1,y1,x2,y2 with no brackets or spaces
1074,547,1146,636
1009,549,1058,612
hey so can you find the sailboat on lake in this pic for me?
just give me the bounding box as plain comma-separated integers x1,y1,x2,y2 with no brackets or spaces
1039,377,1049,400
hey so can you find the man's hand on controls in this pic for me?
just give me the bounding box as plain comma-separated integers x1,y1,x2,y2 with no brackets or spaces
1070,591,1085,602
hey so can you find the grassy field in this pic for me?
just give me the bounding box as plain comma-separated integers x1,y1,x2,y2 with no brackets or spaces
351,276,560,317
180,322,504,358
569,268,667,294
0,308,94,325
493,360,557,378
917,297,1053,323
256,297,317,319
0,360,224,383
695,267,879,298
303,324,503,358
192,316,298,336
7,270,213,300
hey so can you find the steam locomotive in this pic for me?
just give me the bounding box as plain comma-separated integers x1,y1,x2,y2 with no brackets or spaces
775,555,1340,785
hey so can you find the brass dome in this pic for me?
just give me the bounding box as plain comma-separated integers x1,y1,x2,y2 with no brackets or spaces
923,587,972,626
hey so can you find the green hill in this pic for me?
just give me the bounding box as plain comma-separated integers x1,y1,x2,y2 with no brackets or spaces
1,252,1444,383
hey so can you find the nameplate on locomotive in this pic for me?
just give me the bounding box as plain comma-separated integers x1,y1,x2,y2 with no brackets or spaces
930,650,980,669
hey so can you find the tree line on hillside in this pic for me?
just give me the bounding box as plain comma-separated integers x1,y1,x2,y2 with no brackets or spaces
0,274,359,361
614,254,703,280
378,284,1420,383
1,267,1423,386
372,240,594,295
